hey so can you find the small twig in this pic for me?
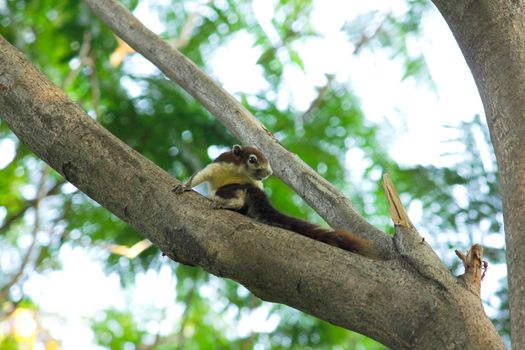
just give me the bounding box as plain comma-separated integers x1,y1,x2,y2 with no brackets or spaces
455,244,485,295
455,249,466,263
0,206,29,235
299,74,334,123
89,50,101,120
138,309,165,350
0,179,65,235
171,12,197,49
105,239,152,259
173,280,196,346
352,13,391,54
169,1,213,50
481,260,488,281
62,31,92,89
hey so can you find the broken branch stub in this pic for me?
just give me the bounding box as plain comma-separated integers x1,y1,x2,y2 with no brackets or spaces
455,244,485,295
382,173,412,228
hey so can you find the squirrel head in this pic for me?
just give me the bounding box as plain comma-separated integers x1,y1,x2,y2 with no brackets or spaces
214,144,273,181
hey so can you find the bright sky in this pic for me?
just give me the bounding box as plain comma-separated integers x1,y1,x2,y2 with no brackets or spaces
0,0,506,348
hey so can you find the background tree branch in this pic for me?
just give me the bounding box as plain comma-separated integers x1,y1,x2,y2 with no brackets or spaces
0,179,63,235
0,34,505,350
0,165,47,301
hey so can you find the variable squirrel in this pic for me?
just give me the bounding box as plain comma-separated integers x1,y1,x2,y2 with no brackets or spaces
175,145,376,258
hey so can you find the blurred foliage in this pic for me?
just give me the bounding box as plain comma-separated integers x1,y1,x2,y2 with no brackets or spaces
343,0,433,84
0,0,508,348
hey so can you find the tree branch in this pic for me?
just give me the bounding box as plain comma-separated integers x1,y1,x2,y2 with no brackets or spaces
62,31,92,89
0,35,505,349
80,0,394,257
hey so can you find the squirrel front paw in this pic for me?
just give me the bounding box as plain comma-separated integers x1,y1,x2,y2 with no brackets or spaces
210,200,224,210
172,184,190,194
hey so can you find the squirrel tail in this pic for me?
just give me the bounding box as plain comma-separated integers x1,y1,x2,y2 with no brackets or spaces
264,210,378,258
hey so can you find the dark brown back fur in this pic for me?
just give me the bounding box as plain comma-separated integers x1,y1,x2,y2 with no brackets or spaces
215,183,374,256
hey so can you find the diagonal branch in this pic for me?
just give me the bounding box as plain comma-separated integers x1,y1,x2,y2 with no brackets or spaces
80,0,394,257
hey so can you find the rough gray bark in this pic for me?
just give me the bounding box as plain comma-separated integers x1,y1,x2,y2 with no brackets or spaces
430,2,525,348
0,34,506,349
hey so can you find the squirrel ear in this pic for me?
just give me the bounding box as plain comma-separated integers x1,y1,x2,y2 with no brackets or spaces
232,144,242,156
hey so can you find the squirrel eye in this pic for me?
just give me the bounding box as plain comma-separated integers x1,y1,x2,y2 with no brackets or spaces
248,155,257,164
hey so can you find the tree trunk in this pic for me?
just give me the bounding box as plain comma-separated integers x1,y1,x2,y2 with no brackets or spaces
431,2,525,348
0,32,506,349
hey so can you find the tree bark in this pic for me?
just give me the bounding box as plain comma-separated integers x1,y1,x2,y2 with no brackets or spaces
0,35,506,349
430,2,525,348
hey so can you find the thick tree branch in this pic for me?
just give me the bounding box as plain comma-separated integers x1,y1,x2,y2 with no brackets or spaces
0,36,505,349
431,1,525,348
80,0,394,257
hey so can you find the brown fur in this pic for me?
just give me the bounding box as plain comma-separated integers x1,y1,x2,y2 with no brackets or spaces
215,183,378,258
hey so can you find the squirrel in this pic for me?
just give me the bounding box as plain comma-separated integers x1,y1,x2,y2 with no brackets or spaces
174,145,377,258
